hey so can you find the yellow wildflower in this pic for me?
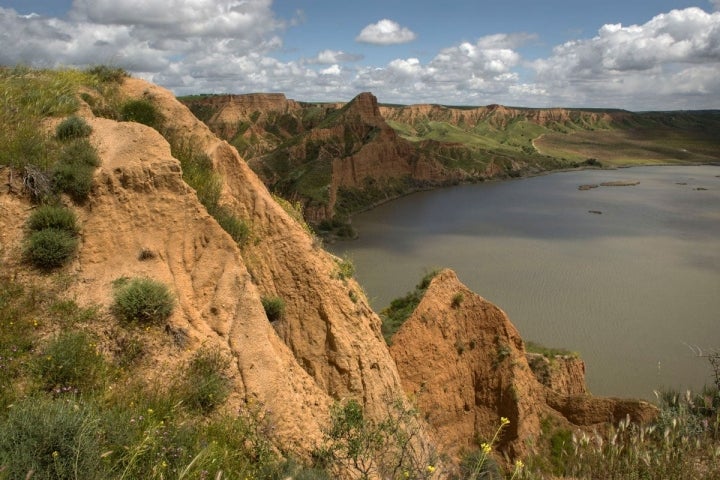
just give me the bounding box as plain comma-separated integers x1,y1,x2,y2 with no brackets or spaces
515,459,524,469
500,416,510,426
427,464,436,473
481,442,492,454
52,451,59,459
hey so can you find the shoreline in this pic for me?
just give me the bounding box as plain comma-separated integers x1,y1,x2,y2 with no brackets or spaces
338,161,719,236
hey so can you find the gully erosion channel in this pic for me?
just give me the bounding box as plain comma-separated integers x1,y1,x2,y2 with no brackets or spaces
328,165,720,399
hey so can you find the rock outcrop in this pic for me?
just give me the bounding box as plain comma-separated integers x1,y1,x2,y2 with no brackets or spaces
389,269,658,459
1,78,435,462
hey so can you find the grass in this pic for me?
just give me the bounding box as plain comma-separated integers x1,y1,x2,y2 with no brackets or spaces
27,204,79,234
525,341,579,359
111,277,175,324
379,270,438,343
170,139,251,247
261,296,285,322
23,228,79,270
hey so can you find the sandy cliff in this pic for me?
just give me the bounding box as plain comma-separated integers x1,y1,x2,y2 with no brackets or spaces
390,269,657,459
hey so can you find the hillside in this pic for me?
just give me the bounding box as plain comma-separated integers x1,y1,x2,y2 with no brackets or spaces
2,67,719,479
181,94,720,228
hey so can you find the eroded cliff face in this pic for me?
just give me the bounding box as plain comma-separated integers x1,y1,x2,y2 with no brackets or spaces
0,78,434,461
378,103,625,130
389,269,658,459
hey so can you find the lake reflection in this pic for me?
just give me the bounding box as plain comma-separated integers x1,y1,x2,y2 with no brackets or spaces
328,165,720,399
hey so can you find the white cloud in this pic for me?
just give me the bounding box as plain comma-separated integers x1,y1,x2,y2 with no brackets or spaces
531,7,720,108
356,19,416,45
320,64,341,75
311,49,363,64
1,3,719,109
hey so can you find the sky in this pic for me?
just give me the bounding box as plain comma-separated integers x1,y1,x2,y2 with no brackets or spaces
1,1,719,110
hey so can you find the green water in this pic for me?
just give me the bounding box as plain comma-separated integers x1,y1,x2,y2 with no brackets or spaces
329,165,720,398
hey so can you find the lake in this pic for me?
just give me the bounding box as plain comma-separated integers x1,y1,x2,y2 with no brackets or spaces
328,165,720,399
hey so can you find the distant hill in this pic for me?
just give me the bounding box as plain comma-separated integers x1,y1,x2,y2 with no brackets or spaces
180,93,720,227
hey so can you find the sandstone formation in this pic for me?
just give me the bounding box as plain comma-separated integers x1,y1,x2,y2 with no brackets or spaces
1,78,434,463
389,269,658,459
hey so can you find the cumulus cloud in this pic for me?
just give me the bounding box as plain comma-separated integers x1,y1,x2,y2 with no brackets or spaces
531,7,720,108
311,49,364,64
1,2,719,109
356,19,416,45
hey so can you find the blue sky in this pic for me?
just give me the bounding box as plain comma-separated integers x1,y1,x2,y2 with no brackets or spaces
1,1,719,110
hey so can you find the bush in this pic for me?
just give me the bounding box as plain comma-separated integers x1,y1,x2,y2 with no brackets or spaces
26,204,79,234
213,207,251,246
24,228,79,269
262,296,285,322
112,277,175,324
52,161,95,201
176,347,231,413
55,115,92,140
34,330,105,394
121,99,163,129
380,270,438,343
451,292,465,309
0,397,106,480
57,138,101,168
50,139,100,202
85,64,127,83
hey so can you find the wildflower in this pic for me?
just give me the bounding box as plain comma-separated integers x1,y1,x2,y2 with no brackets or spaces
515,459,524,469
500,416,510,426
427,464,436,473
52,451,60,459
481,442,492,454
147,408,154,415
161,460,168,468
403,471,410,478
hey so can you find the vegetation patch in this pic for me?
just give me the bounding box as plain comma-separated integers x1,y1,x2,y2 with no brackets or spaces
380,270,438,343
24,228,79,270
170,139,251,246
34,330,105,395
55,115,92,140
174,347,231,413
525,341,579,359
27,204,79,234
120,98,164,130
261,296,285,322
112,277,175,324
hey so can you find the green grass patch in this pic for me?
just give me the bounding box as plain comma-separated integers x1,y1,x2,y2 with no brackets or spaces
34,330,106,394
380,270,438,343
55,115,92,140
111,277,175,325
27,204,79,234
120,98,164,130
261,296,285,322
174,347,231,414
23,228,79,270
525,341,579,359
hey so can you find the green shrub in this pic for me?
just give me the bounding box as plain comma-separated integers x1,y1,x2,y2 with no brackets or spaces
176,347,231,413
52,161,95,202
213,207,251,246
51,139,100,202
57,138,101,167
26,204,79,234
55,115,92,140
451,292,465,308
85,64,127,83
24,228,79,269
34,330,105,394
262,296,285,322
380,270,438,343
0,397,106,480
121,99,163,129
112,277,175,324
